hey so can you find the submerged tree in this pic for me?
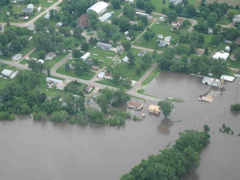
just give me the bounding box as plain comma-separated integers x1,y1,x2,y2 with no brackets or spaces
158,99,174,117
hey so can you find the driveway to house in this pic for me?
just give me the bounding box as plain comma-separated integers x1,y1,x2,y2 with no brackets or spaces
132,45,162,53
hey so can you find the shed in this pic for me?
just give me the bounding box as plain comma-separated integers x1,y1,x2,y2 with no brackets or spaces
148,105,161,114
56,22,63,27
99,12,113,22
127,101,143,110
87,1,109,15
45,52,56,60
81,52,91,61
104,73,112,79
97,42,112,51
12,54,22,61
2,69,14,77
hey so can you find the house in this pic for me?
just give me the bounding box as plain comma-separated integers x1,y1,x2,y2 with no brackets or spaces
56,22,63,27
171,19,183,29
213,51,229,60
97,42,112,51
98,72,105,78
38,59,44,64
92,65,99,71
2,69,14,77
27,4,34,10
158,40,167,47
12,54,22,61
136,12,149,17
81,52,91,61
127,101,143,110
122,56,129,63
85,85,95,93
202,77,214,85
99,12,114,22
148,105,161,114
87,1,109,15
77,13,89,28
125,0,134,2
233,14,240,23
164,36,171,45
137,51,146,57
22,8,32,14
104,73,112,79
195,48,205,56
159,17,165,21
169,0,182,5
45,52,56,60
225,46,230,52
235,38,240,45
47,81,55,88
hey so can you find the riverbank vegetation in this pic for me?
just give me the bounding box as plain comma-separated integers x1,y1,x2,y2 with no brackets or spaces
121,129,210,180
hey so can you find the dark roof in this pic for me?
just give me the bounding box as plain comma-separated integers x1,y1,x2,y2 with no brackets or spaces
77,13,89,28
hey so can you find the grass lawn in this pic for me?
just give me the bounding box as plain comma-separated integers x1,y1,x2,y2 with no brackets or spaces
133,22,182,50
95,79,120,88
118,49,154,81
226,60,240,69
89,45,117,67
217,16,231,25
56,62,96,80
142,68,159,85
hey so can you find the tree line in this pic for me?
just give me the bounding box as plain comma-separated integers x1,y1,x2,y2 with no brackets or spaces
121,129,210,180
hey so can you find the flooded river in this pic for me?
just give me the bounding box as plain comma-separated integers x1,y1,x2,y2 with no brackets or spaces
0,72,239,180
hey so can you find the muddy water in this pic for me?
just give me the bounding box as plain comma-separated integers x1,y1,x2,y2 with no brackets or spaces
0,72,239,180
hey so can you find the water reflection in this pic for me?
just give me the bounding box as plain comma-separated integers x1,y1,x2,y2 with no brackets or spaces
158,118,173,134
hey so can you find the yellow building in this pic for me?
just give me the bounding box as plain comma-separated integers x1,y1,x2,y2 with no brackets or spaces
148,105,161,114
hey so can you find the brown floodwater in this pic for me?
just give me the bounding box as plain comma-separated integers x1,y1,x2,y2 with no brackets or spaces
0,72,239,180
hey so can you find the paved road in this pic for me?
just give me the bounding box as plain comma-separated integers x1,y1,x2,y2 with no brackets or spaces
1,0,62,27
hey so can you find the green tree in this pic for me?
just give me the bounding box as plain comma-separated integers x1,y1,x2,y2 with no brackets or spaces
112,32,122,43
143,28,155,41
72,49,82,58
81,42,89,51
145,2,155,14
111,0,121,9
158,100,174,117
123,4,136,19
122,41,131,51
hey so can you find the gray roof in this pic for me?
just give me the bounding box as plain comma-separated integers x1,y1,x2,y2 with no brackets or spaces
97,42,112,50
22,8,32,13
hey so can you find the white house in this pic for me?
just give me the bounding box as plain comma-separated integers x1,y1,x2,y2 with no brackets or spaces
87,1,109,15
12,54,22,61
233,14,240,23
213,52,229,61
220,75,235,82
2,69,14,77
81,52,91,61
98,72,105,79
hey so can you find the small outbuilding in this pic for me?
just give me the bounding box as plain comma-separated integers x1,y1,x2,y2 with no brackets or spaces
12,54,22,61
99,12,114,22
85,85,95,93
137,51,146,57
81,52,91,61
2,69,14,77
195,48,205,56
10,71,18,79
122,56,129,63
127,101,143,110
148,105,161,114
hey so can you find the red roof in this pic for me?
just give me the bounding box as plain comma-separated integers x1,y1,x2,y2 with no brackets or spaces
104,73,112,77
195,48,205,55
77,13,89,28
